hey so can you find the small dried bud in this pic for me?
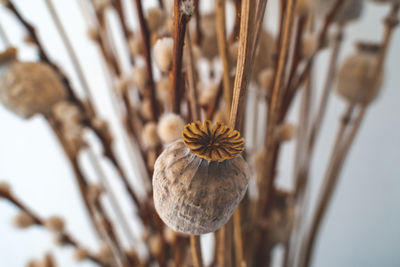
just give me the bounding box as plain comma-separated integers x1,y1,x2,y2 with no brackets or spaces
97,243,113,265
13,211,35,229
180,0,194,16
0,61,67,118
0,47,17,64
142,122,160,149
157,113,185,144
336,45,382,105
0,181,11,196
199,83,218,107
163,226,177,244
43,253,56,267
295,0,311,15
44,216,65,232
153,121,250,234
148,234,163,256
302,33,318,59
275,123,296,142
258,68,274,97
140,98,153,121
132,66,148,90
315,0,364,24
74,247,90,262
156,76,171,105
154,38,174,72
229,42,239,63
128,35,143,56
147,7,165,32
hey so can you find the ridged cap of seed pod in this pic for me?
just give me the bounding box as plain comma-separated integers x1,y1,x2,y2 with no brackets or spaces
336,42,382,105
0,61,67,118
314,0,364,24
153,121,249,235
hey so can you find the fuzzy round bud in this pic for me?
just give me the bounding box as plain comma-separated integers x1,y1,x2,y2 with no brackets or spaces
0,61,67,118
132,66,148,90
336,45,382,105
258,68,274,97
128,35,143,56
153,37,174,72
148,234,163,256
156,76,171,105
140,98,153,121
98,243,113,265
315,0,364,24
142,122,160,149
157,113,185,144
153,121,250,234
275,123,296,142
74,247,90,262
229,42,239,63
147,7,165,32
199,83,218,107
13,211,35,229
163,226,177,244
44,216,65,232
0,181,11,196
180,0,194,16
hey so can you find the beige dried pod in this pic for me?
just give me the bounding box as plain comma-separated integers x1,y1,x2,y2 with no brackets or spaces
132,66,148,90
0,60,67,119
146,7,165,32
229,41,239,63
153,121,250,235
314,0,364,24
157,113,185,144
44,216,65,232
142,122,160,149
199,83,218,108
140,98,153,121
156,76,171,106
128,34,144,56
74,247,90,262
336,42,382,105
275,123,296,142
153,37,174,72
13,211,35,229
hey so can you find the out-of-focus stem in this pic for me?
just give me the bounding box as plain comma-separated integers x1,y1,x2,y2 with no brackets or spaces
190,235,204,267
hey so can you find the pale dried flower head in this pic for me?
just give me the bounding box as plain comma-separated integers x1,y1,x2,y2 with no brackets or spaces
140,98,153,121
157,113,185,144
142,122,160,149
13,211,35,229
180,0,194,16
44,216,65,232
147,7,165,32
0,61,67,118
258,68,274,97
153,37,174,72
74,247,90,262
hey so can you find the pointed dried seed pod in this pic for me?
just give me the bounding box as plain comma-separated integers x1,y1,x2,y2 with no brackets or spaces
314,0,364,24
0,57,67,118
336,42,382,105
153,121,250,235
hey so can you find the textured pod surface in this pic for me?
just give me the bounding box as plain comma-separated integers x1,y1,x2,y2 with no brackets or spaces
336,52,382,105
153,140,250,235
315,0,364,24
0,61,67,118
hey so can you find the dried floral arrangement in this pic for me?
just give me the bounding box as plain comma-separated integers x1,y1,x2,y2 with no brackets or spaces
0,0,398,266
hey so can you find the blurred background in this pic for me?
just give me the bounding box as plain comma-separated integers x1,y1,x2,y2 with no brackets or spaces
0,0,399,266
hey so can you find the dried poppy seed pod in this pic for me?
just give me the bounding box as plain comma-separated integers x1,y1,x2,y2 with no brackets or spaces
153,121,250,235
0,60,67,119
336,42,382,105
314,0,364,24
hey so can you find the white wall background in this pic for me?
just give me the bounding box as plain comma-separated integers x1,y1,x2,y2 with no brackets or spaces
0,0,399,266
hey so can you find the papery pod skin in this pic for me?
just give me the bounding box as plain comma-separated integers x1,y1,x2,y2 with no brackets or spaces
0,61,67,118
153,140,250,235
315,0,364,24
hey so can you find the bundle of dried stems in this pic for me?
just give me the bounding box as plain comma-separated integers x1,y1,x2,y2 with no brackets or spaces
0,0,398,266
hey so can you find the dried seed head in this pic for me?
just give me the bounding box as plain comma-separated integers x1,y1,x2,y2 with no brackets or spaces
199,83,218,107
153,121,249,234
128,35,143,56
315,0,364,24
0,61,67,118
200,13,218,60
295,0,312,15
132,66,148,90
258,68,274,97
44,216,65,232
0,181,11,196
142,122,160,149
156,76,171,105
13,211,35,229
183,121,245,161
336,45,382,105
148,234,163,256
147,7,165,32
180,0,194,16
275,123,296,142
229,41,239,63
157,113,185,144
74,247,90,262
153,37,174,72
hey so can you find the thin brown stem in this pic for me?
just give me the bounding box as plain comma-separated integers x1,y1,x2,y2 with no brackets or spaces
190,235,204,267
185,30,201,121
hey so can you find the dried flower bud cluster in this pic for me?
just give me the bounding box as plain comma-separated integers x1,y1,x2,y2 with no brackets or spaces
153,37,174,72
157,113,185,144
336,43,382,105
0,60,67,118
153,121,250,234
314,0,364,24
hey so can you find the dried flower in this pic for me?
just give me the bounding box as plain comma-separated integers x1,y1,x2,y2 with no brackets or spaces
315,0,364,24
74,247,90,261
157,113,185,144
147,7,165,32
199,83,218,107
44,216,65,232
153,121,250,234
142,122,160,149
336,43,382,105
140,98,153,121
0,61,67,118
13,211,35,229
153,37,174,72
